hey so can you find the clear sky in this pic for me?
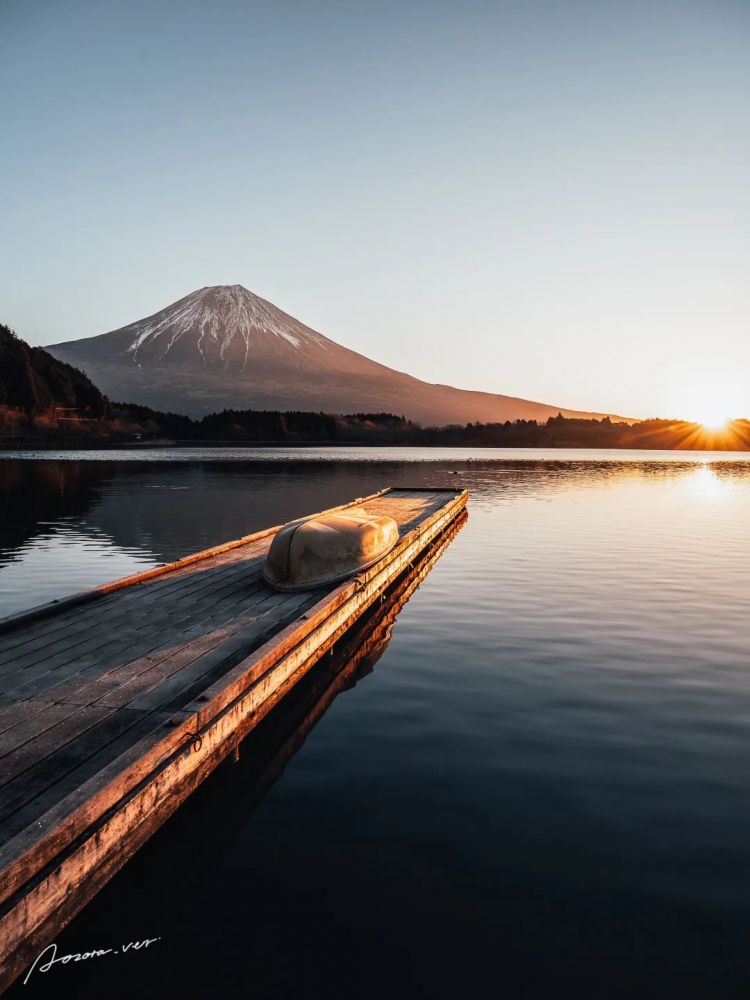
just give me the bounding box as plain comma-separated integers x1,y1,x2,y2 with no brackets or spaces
1,0,748,421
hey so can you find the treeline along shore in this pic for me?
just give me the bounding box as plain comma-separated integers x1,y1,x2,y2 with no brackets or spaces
4,403,750,452
2,322,748,451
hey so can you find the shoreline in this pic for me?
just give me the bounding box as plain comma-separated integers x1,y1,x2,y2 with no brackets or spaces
2,439,750,454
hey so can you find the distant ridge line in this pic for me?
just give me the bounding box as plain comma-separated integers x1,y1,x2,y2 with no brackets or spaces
46,284,634,425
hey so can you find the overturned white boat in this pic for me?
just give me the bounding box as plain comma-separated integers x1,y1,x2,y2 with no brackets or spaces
263,507,399,591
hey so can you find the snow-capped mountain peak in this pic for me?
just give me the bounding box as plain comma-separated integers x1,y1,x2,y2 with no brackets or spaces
118,285,331,371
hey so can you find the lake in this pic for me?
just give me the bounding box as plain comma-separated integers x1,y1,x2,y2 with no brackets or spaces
3,449,750,998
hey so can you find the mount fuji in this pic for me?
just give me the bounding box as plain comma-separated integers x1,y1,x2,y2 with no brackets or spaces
47,285,626,425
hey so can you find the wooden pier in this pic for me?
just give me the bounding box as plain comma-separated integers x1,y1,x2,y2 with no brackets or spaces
0,486,467,991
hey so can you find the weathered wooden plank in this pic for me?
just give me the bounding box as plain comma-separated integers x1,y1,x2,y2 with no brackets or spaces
0,704,85,759
1,579,255,686
0,705,117,788
35,613,266,710
0,595,324,836
0,521,277,639
98,591,312,711
0,540,267,661
134,592,320,715
0,709,158,835
0,568,270,696
0,555,266,676
0,700,53,739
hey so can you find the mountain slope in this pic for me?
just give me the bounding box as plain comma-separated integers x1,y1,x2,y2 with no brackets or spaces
0,323,107,416
46,285,628,424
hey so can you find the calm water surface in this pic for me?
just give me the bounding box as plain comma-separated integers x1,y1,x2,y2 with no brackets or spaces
3,449,750,998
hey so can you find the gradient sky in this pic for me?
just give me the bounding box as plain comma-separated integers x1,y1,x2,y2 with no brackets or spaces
1,0,748,420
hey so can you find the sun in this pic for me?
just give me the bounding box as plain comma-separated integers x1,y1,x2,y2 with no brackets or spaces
677,376,746,430
693,411,730,431
684,395,732,430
